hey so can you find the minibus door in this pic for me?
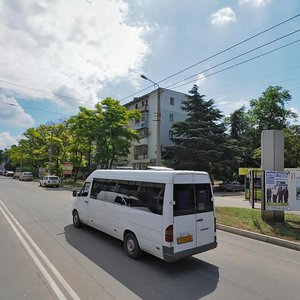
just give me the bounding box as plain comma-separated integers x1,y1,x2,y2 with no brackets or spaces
173,175,197,253
195,211,214,247
76,182,91,223
194,176,215,247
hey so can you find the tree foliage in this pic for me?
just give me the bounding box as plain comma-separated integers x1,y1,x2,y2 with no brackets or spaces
163,85,231,179
3,86,299,181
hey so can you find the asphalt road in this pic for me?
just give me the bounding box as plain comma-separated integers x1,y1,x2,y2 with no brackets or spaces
1,176,300,300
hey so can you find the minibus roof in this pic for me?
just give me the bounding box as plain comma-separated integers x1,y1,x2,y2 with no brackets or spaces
87,169,209,184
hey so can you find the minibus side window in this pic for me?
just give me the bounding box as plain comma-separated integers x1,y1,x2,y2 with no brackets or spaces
137,185,164,215
90,179,116,199
195,184,213,213
116,182,139,196
174,184,195,216
78,182,91,197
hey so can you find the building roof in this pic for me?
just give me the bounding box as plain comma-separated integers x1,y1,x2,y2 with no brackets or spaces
124,88,187,108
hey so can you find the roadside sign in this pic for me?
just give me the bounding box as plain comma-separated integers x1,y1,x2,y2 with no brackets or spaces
62,162,73,175
265,171,289,211
288,171,300,211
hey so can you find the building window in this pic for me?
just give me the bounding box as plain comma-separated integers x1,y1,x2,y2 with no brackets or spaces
169,130,174,139
134,145,148,159
169,114,174,122
170,97,175,105
135,103,138,109
139,129,148,138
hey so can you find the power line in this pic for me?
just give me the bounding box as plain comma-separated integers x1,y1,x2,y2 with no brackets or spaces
0,79,86,104
171,39,300,89
0,101,70,117
158,14,300,85
120,12,300,102
166,30,300,89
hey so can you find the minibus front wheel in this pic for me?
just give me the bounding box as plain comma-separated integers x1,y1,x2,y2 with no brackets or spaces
124,232,142,259
73,210,81,228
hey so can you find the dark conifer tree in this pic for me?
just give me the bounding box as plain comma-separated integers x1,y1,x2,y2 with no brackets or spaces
163,85,230,178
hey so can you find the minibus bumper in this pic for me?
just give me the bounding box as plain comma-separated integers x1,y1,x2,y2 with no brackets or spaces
162,241,218,263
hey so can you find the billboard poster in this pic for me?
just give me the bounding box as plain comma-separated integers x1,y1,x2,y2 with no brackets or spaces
265,171,289,211
288,171,300,211
62,162,73,175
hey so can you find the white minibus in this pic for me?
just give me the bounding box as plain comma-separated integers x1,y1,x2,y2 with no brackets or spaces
72,169,217,262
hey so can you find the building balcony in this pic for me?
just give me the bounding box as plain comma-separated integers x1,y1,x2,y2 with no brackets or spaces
139,104,149,112
134,119,148,130
133,156,150,164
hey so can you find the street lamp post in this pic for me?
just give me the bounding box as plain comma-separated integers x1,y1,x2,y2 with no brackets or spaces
141,75,161,166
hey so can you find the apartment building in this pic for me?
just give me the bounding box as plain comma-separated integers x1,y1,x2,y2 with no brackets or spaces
124,88,187,169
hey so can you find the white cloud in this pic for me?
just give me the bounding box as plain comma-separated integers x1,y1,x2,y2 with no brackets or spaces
0,132,19,149
291,107,300,115
290,107,300,123
239,0,272,7
0,95,35,127
211,7,236,25
217,98,249,115
0,0,151,108
195,73,206,87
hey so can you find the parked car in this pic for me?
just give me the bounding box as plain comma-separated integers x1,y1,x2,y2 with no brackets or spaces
19,172,33,181
219,181,244,192
5,170,14,177
39,176,60,187
13,171,22,179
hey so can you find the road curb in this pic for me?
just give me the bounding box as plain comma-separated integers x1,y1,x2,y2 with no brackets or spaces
217,224,300,251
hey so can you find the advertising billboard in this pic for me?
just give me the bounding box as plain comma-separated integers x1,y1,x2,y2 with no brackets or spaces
62,162,73,175
265,171,289,211
288,171,300,211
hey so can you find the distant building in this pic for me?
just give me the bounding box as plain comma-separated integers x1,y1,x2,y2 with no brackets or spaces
124,88,187,169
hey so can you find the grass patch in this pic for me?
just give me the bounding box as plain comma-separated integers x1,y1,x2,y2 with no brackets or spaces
216,207,300,243
61,180,84,188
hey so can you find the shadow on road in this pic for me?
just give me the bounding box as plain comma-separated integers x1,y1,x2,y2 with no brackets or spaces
64,224,219,300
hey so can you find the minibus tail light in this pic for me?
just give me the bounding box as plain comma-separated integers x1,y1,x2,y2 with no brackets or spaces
165,225,173,242
214,217,216,232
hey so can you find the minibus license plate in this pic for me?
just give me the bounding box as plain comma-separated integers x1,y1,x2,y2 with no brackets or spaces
177,235,193,244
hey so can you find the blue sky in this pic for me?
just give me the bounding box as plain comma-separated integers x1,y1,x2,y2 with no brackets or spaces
0,0,300,149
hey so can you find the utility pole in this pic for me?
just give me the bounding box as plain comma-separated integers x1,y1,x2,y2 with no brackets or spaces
141,75,161,166
49,130,53,175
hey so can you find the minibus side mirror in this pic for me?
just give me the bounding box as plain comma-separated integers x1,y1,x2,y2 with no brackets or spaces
72,190,78,197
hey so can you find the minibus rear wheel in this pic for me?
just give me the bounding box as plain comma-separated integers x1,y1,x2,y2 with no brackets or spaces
73,210,81,228
124,232,142,259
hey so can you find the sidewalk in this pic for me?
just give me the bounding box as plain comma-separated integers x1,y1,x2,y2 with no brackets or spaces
214,191,300,215
214,191,300,251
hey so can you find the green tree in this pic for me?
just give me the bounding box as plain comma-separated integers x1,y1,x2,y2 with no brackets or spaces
284,125,300,168
226,106,259,168
249,86,297,146
94,98,141,169
163,85,230,179
0,149,6,164
67,107,99,180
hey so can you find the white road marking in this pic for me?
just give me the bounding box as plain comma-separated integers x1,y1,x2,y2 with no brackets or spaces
0,199,81,300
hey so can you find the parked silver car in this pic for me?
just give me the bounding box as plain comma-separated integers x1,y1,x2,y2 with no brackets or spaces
40,176,60,187
19,172,33,181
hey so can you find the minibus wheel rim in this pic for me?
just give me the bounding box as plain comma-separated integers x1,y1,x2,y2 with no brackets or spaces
127,239,135,252
124,233,141,259
73,211,81,227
